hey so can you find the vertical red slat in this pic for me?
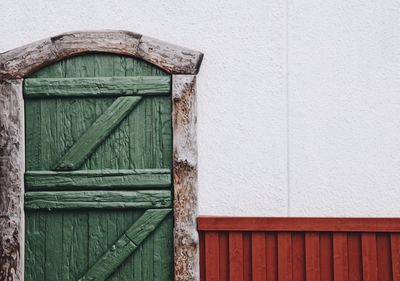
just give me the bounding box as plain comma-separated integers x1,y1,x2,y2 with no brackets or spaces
252,232,266,281
200,232,206,281
391,233,400,281
361,233,378,281
376,233,393,281
320,232,333,281
219,232,229,281
243,232,252,281
348,233,363,281
305,232,320,281
278,232,292,281
205,232,220,281
292,232,306,281
229,232,244,281
266,232,278,281
333,232,349,281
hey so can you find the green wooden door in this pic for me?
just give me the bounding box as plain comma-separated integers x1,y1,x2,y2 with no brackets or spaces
24,54,173,281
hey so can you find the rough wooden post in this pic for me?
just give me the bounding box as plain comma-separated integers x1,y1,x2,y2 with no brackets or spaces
172,75,199,281
0,79,24,281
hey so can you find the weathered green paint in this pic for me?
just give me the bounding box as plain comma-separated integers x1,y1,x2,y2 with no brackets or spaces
25,190,171,210
24,76,171,98
79,209,171,281
25,54,173,281
25,169,171,191
54,96,143,171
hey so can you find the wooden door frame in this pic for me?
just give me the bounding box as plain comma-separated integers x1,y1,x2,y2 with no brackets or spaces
0,30,203,281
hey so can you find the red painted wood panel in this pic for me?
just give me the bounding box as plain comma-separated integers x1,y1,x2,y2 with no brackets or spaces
198,217,400,281
391,233,400,281
362,233,378,281
251,232,266,281
333,232,349,281
278,232,292,281
266,232,278,281
305,232,320,281
229,232,244,281
347,233,363,281
292,232,305,281
319,232,333,281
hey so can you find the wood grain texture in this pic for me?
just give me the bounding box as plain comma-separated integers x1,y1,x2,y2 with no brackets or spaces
25,169,171,190
79,209,171,281
54,96,142,171
0,79,24,281
24,76,171,98
25,190,171,210
172,75,199,281
25,54,172,172
0,30,203,79
25,210,173,281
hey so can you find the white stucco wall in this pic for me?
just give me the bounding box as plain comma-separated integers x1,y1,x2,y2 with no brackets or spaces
1,0,399,216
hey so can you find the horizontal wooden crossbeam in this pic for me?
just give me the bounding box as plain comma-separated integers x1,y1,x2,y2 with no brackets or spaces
24,76,171,98
25,169,171,191
197,217,400,232
25,190,171,210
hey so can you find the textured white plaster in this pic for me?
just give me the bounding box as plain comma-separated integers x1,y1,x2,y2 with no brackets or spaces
2,0,399,216
288,0,400,216
0,0,288,216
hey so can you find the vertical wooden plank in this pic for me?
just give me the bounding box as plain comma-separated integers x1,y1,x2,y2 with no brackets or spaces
243,232,252,281
347,233,363,281
376,233,393,281
333,232,349,281
229,232,244,281
252,232,267,281
25,211,46,281
391,233,400,281
219,232,229,281
361,233,378,281
200,232,206,281
205,232,220,281
153,213,173,281
131,211,144,281
305,232,320,281
278,232,292,281
159,97,173,169
45,212,63,281
319,232,333,281
292,232,305,281
142,230,155,280
25,99,41,170
266,232,278,281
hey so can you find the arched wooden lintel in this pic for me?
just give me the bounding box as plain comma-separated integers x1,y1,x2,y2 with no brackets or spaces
0,30,202,281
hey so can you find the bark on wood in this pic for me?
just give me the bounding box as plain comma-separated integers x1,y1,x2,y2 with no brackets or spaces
0,79,24,281
172,75,199,281
0,31,203,79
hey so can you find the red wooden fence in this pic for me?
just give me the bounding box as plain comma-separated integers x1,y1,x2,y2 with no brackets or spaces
198,217,400,281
